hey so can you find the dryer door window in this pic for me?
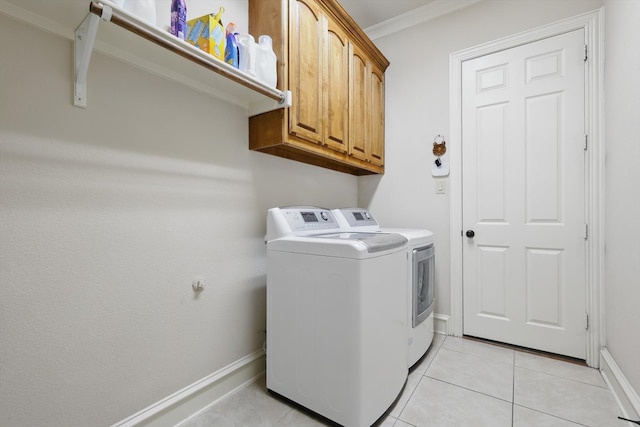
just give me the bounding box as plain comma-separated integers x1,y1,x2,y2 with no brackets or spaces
413,245,435,327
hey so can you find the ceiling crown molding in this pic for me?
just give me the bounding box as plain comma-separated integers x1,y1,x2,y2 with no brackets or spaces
365,0,482,40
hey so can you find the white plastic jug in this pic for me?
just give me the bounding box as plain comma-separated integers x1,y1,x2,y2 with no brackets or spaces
236,33,257,77
256,35,277,88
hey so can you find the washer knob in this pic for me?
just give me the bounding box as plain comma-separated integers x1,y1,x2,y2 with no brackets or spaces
320,211,329,221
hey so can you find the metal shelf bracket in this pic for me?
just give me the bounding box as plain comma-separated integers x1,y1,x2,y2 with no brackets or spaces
249,90,292,117
74,6,112,107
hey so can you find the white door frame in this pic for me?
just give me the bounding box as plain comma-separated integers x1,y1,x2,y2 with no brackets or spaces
449,9,604,367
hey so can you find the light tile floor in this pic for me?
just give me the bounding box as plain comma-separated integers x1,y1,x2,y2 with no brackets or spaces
183,334,626,427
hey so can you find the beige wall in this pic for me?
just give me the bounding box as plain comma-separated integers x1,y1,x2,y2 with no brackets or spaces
3,0,639,425
603,0,640,400
0,13,357,427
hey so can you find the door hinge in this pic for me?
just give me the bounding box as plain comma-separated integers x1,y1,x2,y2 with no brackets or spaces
584,134,588,151
584,45,588,62
585,312,589,330
584,224,589,240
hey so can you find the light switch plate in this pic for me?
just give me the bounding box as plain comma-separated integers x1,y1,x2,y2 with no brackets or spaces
432,162,449,177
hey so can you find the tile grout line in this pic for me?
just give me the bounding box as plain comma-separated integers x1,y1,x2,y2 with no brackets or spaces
270,407,294,427
511,403,592,427
515,364,608,389
422,376,514,405
393,337,446,425
438,345,515,367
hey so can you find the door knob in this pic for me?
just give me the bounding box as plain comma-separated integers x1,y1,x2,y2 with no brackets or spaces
466,230,475,238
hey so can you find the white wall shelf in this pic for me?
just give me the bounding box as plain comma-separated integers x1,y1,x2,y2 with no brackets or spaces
1,0,291,116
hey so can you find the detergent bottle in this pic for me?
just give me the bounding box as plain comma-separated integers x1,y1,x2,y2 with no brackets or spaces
225,23,239,68
237,33,257,77
256,35,277,88
170,0,187,40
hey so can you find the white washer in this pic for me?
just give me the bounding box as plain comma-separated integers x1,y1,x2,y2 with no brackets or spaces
266,207,408,427
333,208,435,368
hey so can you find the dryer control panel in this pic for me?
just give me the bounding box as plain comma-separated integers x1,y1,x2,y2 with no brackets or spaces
334,207,379,229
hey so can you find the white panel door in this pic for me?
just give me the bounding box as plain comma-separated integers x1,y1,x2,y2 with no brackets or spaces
462,29,586,359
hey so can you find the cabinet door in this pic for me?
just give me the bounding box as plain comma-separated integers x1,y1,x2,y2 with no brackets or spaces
289,0,323,144
349,43,369,162
369,63,385,166
323,19,349,153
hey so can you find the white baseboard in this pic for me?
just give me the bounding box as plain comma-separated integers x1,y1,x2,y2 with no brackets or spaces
600,348,640,422
111,315,451,426
111,350,266,427
434,313,450,335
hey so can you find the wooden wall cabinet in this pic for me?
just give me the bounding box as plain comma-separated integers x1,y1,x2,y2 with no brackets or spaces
248,0,390,175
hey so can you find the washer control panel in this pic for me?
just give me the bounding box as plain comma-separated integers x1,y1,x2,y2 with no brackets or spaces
282,207,338,231
267,207,341,241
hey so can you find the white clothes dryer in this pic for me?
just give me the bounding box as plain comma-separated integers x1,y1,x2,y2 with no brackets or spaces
333,208,435,368
266,207,409,427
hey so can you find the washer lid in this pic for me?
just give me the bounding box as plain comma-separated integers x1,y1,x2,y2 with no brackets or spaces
267,232,408,258
314,232,407,253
